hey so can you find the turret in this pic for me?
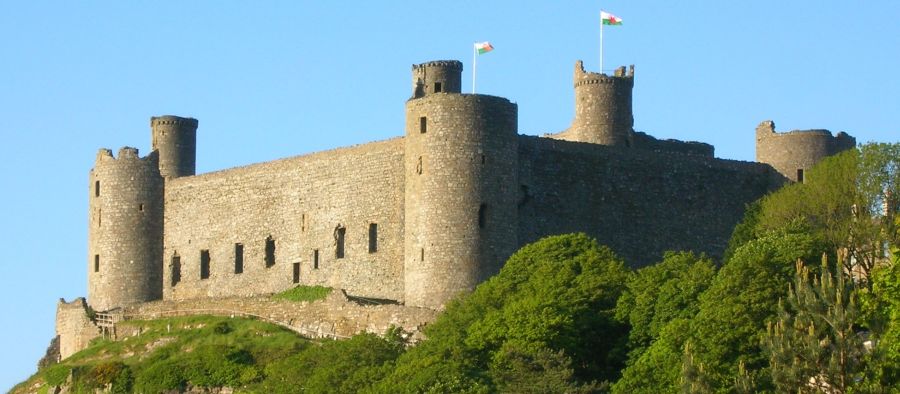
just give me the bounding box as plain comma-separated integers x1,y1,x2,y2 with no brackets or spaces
88,147,164,311
411,60,463,99
563,61,634,146
151,115,198,179
404,61,519,308
755,120,856,182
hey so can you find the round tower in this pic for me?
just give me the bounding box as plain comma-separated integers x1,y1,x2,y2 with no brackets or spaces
565,60,634,146
88,147,164,311
411,60,463,99
755,120,857,182
404,61,519,308
151,115,198,179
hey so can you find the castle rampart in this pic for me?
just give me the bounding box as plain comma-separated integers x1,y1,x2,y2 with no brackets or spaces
755,120,857,182
88,147,164,311
162,138,406,302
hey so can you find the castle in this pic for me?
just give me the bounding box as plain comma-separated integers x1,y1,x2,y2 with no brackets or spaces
83,59,856,315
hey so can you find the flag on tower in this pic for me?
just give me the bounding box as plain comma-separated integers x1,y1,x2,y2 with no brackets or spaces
475,41,494,55
601,11,623,25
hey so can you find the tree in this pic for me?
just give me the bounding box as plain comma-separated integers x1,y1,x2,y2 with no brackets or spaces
375,233,630,392
757,143,900,282
765,257,864,393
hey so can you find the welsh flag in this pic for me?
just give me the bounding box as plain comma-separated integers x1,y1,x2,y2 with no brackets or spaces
601,11,622,25
475,41,494,55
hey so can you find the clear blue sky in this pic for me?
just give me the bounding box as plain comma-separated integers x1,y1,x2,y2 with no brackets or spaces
1,1,897,389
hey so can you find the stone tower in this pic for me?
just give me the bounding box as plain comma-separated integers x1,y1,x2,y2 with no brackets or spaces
151,115,198,179
411,60,463,99
87,147,164,311
755,120,856,182
564,61,635,146
404,61,519,308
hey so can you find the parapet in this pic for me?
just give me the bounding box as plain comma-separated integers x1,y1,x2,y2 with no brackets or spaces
151,115,199,128
573,60,634,88
94,147,157,165
412,60,463,72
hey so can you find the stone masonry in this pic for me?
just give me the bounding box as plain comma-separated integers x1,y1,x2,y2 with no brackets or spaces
55,58,858,360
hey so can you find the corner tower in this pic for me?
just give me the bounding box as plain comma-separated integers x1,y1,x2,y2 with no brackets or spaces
411,60,463,98
562,61,634,146
151,115,198,179
404,60,519,308
88,147,164,311
755,120,856,182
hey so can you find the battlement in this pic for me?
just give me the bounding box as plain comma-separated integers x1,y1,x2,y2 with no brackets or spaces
412,60,463,71
94,147,157,164
573,60,634,87
151,115,199,128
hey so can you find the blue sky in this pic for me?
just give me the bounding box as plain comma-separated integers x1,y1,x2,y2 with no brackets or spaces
1,1,897,389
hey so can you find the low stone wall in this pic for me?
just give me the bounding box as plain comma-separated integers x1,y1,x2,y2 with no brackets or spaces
55,298,101,360
120,290,439,341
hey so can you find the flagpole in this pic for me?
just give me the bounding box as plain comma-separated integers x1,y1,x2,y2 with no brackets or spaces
472,43,477,94
600,12,604,73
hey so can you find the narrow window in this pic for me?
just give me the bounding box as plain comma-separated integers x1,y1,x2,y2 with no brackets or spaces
200,250,210,280
478,204,487,229
313,249,320,269
420,248,424,262
94,254,100,273
301,213,306,232
293,262,301,284
335,227,346,259
171,253,181,286
797,169,805,183
368,223,378,253
434,82,442,93
481,154,485,164
419,117,427,133
95,180,100,197
98,208,101,227
265,236,276,267
234,243,244,274
139,203,144,212
416,156,423,175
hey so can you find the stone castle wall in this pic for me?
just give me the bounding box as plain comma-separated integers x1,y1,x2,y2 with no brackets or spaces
162,138,406,302
55,298,100,360
518,136,784,266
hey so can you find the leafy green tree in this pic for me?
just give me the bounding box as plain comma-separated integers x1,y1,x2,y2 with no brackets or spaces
686,229,824,391
615,251,716,360
765,257,864,393
757,143,900,281
857,246,900,392
376,233,630,392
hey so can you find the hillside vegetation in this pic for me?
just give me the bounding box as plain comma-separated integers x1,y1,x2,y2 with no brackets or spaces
16,143,900,393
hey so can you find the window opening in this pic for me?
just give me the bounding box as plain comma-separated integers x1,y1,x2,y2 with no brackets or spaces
265,236,276,267
94,255,99,273
313,249,320,269
368,223,378,253
335,226,346,259
200,250,210,280
98,208,101,227
434,82,442,93
797,169,805,183
478,204,487,229
95,180,100,197
139,203,144,212
420,248,424,262
234,243,244,274
301,213,306,232
293,262,301,284
416,156,423,175
171,253,181,286
419,117,427,133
